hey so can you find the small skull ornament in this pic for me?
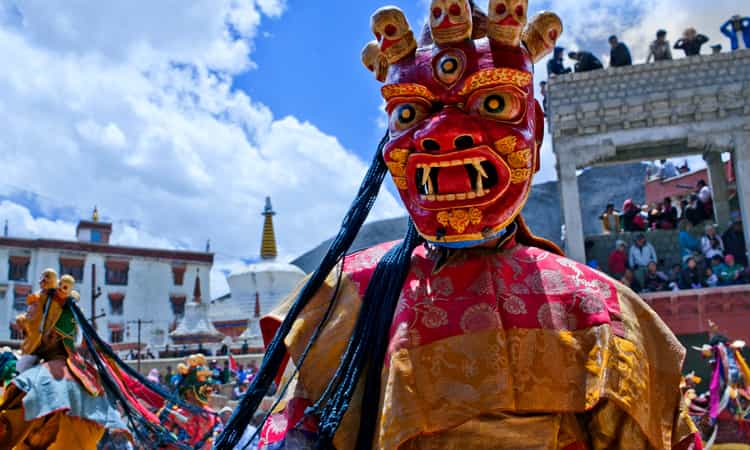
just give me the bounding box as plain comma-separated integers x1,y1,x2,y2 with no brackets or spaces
371,6,416,64
58,275,75,299
487,0,528,46
429,0,473,44
361,41,389,82
39,268,59,291
521,12,563,63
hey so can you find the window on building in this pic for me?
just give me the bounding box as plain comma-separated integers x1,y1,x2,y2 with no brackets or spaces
91,230,102,243
172,265,186,286
8,256,30,282
110,328,124,343
59,257,85,282
13,285,31,311
109,293,125,316
105,260,129,286
170,295,186,319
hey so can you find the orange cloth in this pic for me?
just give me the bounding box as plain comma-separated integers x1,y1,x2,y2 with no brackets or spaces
0,383,104,449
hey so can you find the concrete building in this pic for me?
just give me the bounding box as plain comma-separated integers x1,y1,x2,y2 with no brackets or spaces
547,49,750,263
210,198,305,348
0,209,213,350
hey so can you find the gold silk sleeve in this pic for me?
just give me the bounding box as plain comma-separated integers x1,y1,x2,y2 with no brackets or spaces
0,384,29,448
263,270,365,450
609,282,695,450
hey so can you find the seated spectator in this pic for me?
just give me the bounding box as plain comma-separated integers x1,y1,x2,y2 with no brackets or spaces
718,254,746,285
720,15,750,51
233,379,249,400
659,197,678,229
684,194,705,226
674,27,709,56
679,219,701,261
722,211,747,266
647,30,673,62
600,203,621,234
622,199,646,231
701,225,725,260
608,35,632,67
668,264,682,291
621,268,642,293
696,179,713,219
643,262,669,292
658,159,678,179
568,51,603,72
608,240,628,279
680,257,704,290
547,46,572,76
704,267,719,287
648,203,662,230
540,81,548,114
629,234,657,286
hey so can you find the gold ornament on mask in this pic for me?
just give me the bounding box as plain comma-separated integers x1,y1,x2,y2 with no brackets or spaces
487,0,528,47
371,6,417,64
429,0,473,45
362,41,389,82
521,11,563,63
437,208,482,233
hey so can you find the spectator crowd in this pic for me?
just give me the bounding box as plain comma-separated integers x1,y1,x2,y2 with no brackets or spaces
597,179,748,294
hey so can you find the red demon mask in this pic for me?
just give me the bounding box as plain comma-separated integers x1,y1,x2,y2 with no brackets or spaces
362,1,562,248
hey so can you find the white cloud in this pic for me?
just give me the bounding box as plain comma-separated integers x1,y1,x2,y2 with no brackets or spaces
0,0,403,299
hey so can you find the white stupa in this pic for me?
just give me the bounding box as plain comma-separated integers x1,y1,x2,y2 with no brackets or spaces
170,269,224,346
209,197,305,348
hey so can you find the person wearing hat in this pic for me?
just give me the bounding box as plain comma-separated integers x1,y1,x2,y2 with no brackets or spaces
723,211,747,266
599,202,621,234
647,29,673,62
547,46,571,76
720,14,750,50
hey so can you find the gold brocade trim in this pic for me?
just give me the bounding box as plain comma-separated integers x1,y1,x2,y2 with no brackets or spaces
382,84,439,102
493,136,518,155
436,208,482,233
387,148,411,190
508,148,532,169
511,168,532,183
458,68,532,96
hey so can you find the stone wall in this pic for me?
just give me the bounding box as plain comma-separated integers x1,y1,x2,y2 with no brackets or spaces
548,50,750,146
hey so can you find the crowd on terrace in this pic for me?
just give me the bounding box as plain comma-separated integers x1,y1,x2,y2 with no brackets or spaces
596,175,748,293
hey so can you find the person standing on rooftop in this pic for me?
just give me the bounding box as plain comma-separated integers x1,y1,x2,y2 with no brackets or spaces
647,30,673,62
609,35,632,67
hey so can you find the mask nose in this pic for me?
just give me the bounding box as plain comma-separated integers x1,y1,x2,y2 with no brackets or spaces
413,108,485,153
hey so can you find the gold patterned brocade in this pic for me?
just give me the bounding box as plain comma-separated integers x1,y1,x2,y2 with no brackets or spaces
268,255,693,450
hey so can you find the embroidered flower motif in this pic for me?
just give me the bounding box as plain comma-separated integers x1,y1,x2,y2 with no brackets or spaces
577,290,606,314
421,304,449,329
537,302,577,330
430,277,454,297
526,269,569,294
460,303,500,333
267,414,289,434
468,272,494,296
501,294,527,315
512,247,550,263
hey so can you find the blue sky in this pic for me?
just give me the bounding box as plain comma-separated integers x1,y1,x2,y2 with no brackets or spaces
0,0,741,297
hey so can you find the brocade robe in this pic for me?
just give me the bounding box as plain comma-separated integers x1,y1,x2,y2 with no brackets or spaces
259,238,700,449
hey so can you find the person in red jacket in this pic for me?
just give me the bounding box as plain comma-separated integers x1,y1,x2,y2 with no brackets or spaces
607,239,628,278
